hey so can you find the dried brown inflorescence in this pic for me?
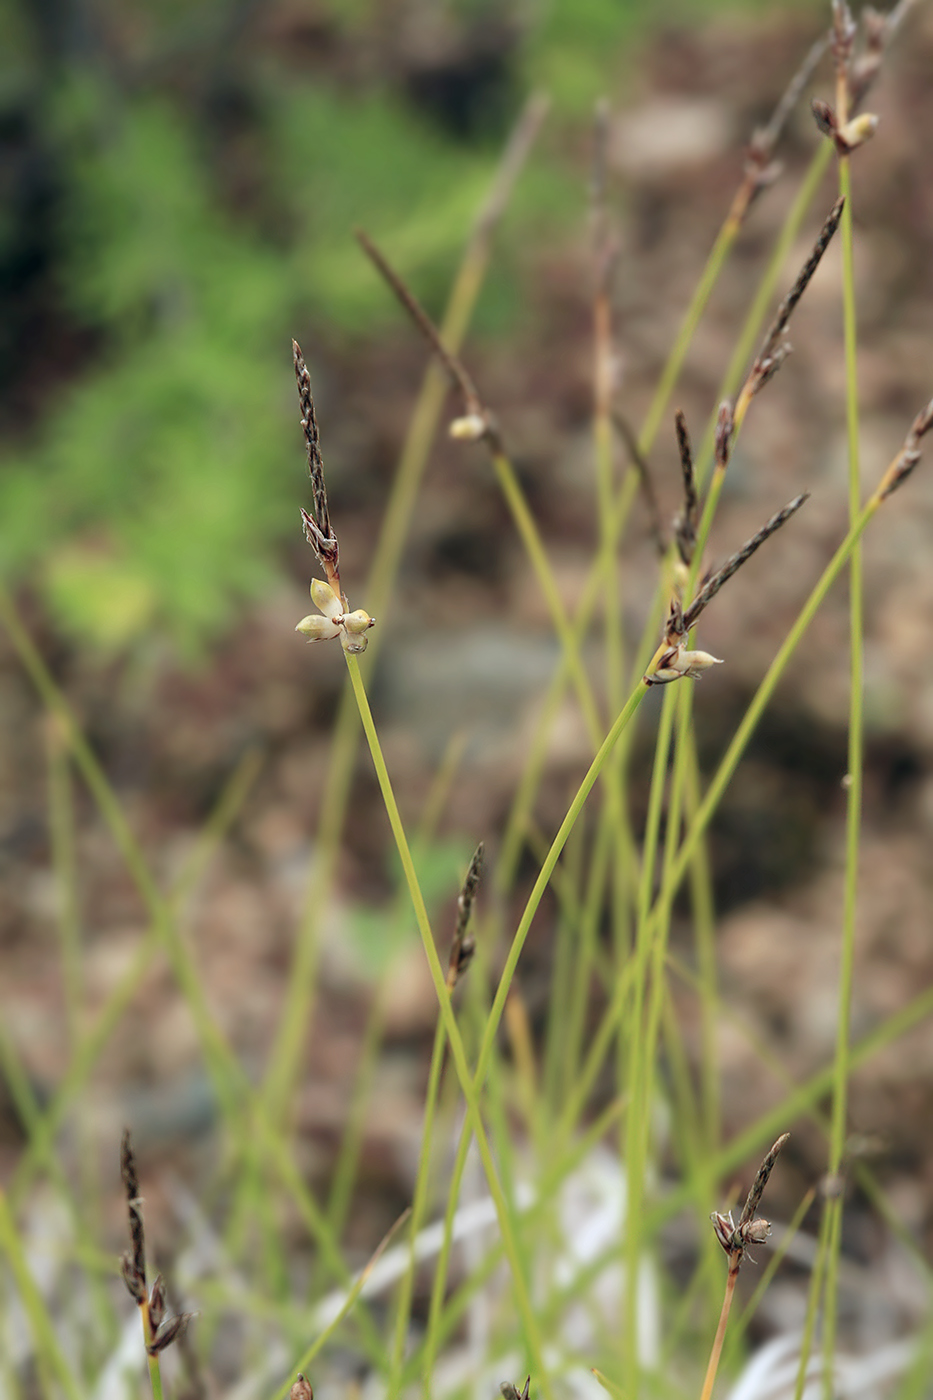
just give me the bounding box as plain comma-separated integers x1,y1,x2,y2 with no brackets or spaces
741,196,845,408
354,228,503,454
878,398,933,501
119,1131,196,1360
806,0,910,156
710,1131,790,1266
673,410,698,567
645,191,849,687
447,841,485,990
293,341,376,655
646,472,809,686
611,410,667,557
294,342,338,584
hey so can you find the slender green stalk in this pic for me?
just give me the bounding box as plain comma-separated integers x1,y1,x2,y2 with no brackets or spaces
344,655,554,1400
328,731,466,1250
650,975,933,1239
0,596,389,1354
624,682,677,1383
262,95,548,1126
823,96,865,1395
387,1012,448,1398
489,448,605,743
406,1097,626,1392
684,740,720,1158
0,1188,84,1400
725,1188,818,1364
542,811,587,1121
561,810,613,1108
495,472,642,895
45,719,83,1048
699,1259,740,1400
648,472,894,938
275,1211,414,1400
793,1200,833,1400
143,1315,165,1400
691,142,835,491
326,985,389,1246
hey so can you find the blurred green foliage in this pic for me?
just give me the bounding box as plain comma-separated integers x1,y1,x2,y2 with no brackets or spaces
0,0,803,656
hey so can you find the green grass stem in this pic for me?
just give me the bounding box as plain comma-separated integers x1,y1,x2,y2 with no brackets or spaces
344,654,554,1399
822,138,864,1400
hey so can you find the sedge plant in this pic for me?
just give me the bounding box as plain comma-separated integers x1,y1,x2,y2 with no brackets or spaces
2,6,933,1400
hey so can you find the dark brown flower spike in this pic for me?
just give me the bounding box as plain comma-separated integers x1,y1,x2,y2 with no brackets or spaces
292,352,376,652
646,492,809,685
811,98,879,155
831,0,857,73
749,31,829,169
701,1134,791,1400
447,842,485,990
121,1129,146,1288
293,341,340,587
148,1274,167,1332
878,397,933,500
743,197,845,402
711,1132,790,1263
715,401,735,473
121,1251,147,1304
147,1312,194,1356
355,227,501,449
727,29,829,230
739,1131,791,1232
682,493,809,632
355,228,485,426
674,410,698,566
849,0,916,109
119,1132,197,1369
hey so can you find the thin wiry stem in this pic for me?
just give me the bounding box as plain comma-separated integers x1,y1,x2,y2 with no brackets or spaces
262,93,546,1132
639,29,830,454
355,228,484,421
611,411,667,554
823,21,859,1396
702,1134,789,1400
344,654,554,1400
471,94,549,242
755,31,830,157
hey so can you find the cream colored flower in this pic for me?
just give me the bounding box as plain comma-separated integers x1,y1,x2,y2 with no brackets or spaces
647,642,723,686
296,578,375,652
